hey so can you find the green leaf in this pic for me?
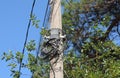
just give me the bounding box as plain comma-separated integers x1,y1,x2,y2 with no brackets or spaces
26,40,36,52
15,51,23,63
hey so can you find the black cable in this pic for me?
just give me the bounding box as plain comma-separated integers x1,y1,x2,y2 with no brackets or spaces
18,0,37,78
42,0,50,28
35,0,50,64
31,0,50,78
50,62,55,78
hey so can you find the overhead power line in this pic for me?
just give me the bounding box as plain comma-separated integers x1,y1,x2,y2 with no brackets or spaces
31,0,50,78
42,0,50,28
18,0,37,78
35,0,50,64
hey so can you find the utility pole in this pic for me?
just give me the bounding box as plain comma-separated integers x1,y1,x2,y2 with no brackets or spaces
49,0,64,78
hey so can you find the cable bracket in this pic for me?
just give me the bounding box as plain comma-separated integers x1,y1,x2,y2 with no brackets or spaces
41,28,66,61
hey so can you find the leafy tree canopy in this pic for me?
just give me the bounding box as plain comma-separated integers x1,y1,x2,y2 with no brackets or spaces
62,0,120,77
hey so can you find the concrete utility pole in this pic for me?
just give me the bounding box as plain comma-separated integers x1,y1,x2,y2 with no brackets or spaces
49,0,63,78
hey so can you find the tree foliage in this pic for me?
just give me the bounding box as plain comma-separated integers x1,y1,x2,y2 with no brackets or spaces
62,0,120,78
1,0,120,78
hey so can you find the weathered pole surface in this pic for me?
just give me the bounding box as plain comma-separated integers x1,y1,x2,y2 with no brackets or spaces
50,0,63,78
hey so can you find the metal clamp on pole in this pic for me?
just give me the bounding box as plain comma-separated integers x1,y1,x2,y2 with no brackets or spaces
50,28,61,39
50,28,66,39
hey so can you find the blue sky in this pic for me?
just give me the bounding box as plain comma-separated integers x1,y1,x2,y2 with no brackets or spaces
0,0,47,78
